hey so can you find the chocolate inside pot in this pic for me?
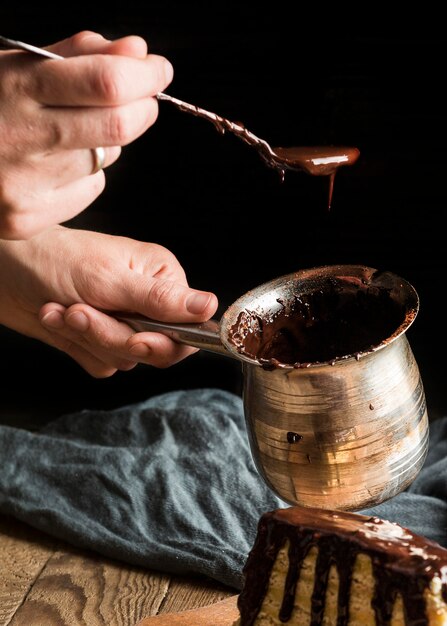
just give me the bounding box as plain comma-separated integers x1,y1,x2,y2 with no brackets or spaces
228,278,406,368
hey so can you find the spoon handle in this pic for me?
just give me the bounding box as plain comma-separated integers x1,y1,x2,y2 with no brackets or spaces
0,34,63,58
156,92,275,157
114,313,230,356
0,34,276,163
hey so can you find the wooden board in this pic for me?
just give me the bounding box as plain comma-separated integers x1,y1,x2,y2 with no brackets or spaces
137,595,239,626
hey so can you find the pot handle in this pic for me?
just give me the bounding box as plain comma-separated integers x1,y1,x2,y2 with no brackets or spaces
114,313,231,357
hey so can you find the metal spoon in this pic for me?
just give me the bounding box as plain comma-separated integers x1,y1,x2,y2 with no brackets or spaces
0,34,360,190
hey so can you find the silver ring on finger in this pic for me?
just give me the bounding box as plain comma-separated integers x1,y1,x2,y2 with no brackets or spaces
91,146,106,175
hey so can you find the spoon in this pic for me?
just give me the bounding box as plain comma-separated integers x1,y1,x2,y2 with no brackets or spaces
155,90,360,183
0,34,360,204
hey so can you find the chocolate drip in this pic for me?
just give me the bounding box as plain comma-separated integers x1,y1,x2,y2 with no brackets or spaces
372,562,430,625
371,563,399,623
335,547,357,625
311,544,333,624
279,535,312,621
328,172,336,209
229,278,405,369
237,507,447,626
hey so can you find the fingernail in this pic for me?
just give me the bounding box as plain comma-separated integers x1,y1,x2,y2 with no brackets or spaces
66,311,90,332
186,292,212,314
41,311,65,329
164,59,174,84
129,343,151,358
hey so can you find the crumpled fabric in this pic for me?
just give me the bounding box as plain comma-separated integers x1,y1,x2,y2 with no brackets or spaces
0,387,446,590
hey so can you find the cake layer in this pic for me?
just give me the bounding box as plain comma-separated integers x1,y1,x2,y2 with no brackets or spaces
233,506,447,625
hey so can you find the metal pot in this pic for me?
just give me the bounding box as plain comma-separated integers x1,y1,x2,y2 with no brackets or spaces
117,264,428,511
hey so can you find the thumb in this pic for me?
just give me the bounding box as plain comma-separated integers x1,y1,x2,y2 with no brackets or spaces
131,276,218,323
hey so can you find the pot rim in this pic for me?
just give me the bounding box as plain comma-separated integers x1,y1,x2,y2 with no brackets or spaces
220,264,419,369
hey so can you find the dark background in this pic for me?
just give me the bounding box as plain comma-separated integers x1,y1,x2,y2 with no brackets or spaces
1,5,446,426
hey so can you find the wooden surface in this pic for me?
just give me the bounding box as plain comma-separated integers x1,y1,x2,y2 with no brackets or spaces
0,514,236,626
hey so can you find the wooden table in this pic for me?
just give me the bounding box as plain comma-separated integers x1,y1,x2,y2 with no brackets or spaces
0,514,236,625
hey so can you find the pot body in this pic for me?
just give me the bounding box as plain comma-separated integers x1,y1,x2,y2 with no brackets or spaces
117,264,427,511
242,335,428,511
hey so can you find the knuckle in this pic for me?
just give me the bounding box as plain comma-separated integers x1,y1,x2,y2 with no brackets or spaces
147,279,179,311
0,178,16,213
106,108,136,145
41,118,64,150
50,123,64,149
69,31,98,51
94,57,121,103
0,205,36,240
105,99,159,146
148,244,186,281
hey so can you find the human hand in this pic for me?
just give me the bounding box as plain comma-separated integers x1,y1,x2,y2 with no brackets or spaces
0,31,173,239
0,227,218,377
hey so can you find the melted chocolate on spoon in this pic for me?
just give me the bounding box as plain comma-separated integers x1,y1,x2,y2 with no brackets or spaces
158,93,360,207
271,145,360,208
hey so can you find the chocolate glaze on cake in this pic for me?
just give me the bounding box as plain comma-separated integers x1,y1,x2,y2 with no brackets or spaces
238,507,447,626
228,277,405,369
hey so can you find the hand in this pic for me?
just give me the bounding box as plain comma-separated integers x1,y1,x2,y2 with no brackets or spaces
0,31,173,239
0,227,218,377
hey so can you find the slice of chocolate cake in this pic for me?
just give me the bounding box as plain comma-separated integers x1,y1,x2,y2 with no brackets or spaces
233,506,447,625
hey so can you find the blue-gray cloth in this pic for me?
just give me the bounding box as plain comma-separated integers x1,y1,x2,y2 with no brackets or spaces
0,388,446,591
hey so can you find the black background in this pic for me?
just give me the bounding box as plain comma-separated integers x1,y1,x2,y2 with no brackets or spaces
1,5,446,426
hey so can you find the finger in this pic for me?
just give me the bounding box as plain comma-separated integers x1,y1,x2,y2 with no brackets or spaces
133,278,218,322
48,32,148,59
62,304,198,366
9,173,107,239
6,136,120,175
32,53,173,106
40,303,139,371
40,302,198,369
9,43,171,154
39,303,131,377
42,96,161,150
92,270,218,323
39,302,66,328
127,333,198,368
52,336,128,378
26,146,121,186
